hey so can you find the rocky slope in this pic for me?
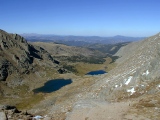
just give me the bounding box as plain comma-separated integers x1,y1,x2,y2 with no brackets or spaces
31,42,107,65
0,29,65,96
68,33,160,119
85,42,129,55
31,42,105,57
29,33,160,120
31,42,110,75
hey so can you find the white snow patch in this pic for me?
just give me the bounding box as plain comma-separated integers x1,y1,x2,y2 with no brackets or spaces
158,85,160,88
115,85,118,88
105,79,109,83
33,115,43,119
154,37,157,40
125,76,133,85
146,70,149,75
127,88,136,95
142,70,149,75
76,104,81,107
141,85,144,87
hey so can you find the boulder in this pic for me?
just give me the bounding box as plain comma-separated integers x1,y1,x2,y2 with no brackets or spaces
0,112,6,120
0,59,9,81
58,68,67,74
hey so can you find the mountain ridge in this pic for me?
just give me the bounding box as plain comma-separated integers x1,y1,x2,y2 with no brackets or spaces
21,33,146,46
0,29,67,97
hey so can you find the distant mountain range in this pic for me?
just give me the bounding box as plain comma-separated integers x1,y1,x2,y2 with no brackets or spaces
21,34,146,46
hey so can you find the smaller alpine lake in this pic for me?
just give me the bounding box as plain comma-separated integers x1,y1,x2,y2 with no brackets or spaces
86,70,107,75
33,70,107,93
33,79,72,93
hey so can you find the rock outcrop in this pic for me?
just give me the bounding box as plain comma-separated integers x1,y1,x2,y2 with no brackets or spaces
0,29,62,82
0,29,70,101
0,111,6,120
0,105,42,120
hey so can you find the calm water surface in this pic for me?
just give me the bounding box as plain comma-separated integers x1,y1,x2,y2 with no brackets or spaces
33,79,72,93
86,70,107,75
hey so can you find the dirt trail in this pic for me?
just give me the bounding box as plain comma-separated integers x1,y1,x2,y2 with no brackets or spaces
66,100,155,120
66,101,130,120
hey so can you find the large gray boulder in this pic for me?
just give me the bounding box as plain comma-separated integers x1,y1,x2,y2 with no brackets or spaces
0,112,6,120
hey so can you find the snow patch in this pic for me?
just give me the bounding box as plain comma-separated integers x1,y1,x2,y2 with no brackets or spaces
127,88,135,95
158,85,160,88
115,85,118,88
125,76,133,85
76,104,81,107
142,70,149,75
33,115,43,119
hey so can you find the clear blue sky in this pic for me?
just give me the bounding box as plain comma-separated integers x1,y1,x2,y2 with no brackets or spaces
0,0,160,37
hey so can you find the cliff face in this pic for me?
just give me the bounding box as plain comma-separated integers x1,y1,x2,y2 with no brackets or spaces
0,29,61,82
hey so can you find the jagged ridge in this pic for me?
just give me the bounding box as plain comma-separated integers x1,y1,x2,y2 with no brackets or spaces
0,29,61,81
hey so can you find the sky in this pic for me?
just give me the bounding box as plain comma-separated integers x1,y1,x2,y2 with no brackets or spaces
0,0,160,37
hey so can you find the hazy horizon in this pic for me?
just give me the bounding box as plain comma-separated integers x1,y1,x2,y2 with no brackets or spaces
20,33,147,38
0,0,160,37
